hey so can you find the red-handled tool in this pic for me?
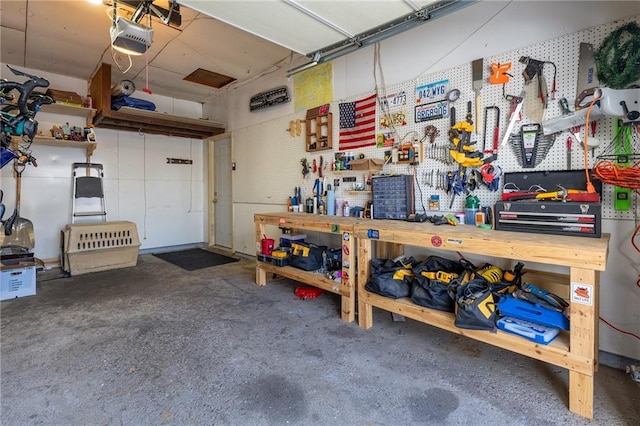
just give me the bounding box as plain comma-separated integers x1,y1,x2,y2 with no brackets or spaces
483,106,501,155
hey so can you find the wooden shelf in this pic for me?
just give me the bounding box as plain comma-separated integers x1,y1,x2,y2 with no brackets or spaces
254,212,359,322
89,63,225,139
354,219,610,419
40,103,96,119
33,136,97,156
305,105,332,152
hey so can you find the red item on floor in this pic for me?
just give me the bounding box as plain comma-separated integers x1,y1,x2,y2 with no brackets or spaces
294,287,324,299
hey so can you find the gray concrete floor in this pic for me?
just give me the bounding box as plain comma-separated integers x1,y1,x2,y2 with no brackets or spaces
1,253,639,425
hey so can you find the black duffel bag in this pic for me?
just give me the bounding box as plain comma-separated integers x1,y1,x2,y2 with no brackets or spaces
364,257,416,299
410,255,465,312
289,241,326,271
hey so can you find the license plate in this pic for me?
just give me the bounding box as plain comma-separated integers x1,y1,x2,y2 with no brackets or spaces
415,79,449,104
415,101,448,122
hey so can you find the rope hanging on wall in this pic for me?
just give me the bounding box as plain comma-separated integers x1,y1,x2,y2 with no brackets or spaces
595,22,640,89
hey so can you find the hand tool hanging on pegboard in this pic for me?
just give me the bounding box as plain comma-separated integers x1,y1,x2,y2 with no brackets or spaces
614,119,631,211
489,62,512,85
483,106,500,156
471,58,484,134
507,123,556,168
519,55,557,105
501,92,524,147
575,43,601,110
300,158,309,178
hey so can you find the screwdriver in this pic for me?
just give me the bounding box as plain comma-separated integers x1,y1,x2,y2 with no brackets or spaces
590,121,597,156
566,136,572,170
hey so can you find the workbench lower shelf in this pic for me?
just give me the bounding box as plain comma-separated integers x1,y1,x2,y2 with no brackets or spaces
256,261,354,322
254,212,358,322
359,290,591,374
257,261,350,295
354,219,609,420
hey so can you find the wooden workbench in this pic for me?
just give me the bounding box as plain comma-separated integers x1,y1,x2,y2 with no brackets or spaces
254,212,360,322
353,220,609,420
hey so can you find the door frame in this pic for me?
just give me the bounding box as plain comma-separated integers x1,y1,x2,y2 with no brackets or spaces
207,132,234,251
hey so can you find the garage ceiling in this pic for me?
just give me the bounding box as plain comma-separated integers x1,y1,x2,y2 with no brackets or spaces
0,0,472,103
181,0,473,71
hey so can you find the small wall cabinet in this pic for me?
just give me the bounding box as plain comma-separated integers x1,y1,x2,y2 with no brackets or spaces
305,104,332,152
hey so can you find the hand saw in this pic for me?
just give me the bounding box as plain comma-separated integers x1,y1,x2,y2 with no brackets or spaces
575,43,600,110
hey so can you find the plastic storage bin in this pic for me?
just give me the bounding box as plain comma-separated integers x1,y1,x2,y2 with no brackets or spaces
372,175,414,220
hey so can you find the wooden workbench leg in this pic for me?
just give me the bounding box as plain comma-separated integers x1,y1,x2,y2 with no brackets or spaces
341,231,356,322
255,220,266,286
568,267,598,419
357,237,373,329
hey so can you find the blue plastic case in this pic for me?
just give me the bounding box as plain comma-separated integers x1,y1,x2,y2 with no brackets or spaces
497,316,560,345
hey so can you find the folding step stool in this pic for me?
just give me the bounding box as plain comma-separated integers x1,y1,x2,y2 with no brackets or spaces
72,163,106,223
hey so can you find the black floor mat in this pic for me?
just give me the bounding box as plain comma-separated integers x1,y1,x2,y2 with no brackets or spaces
153,248,239,271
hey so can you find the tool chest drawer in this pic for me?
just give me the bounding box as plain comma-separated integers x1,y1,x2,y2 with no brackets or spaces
494,201,602,238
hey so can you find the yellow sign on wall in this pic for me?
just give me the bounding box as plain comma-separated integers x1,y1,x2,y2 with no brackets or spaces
293,61,333,112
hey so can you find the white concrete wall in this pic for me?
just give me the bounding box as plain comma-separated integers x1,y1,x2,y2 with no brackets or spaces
214,1,640,360
0,64,209,260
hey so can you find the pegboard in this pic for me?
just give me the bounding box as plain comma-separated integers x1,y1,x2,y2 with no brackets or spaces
235,15,640,220
323,14,640,219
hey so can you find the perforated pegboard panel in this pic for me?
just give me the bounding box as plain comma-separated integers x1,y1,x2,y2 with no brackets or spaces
473,15,639,220
323,15,640,219
236,16,639,220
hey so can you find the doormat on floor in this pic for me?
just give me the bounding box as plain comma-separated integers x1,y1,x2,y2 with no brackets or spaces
153,248,239,271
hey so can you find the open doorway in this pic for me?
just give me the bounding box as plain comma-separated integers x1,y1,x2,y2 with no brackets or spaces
208,133,233,250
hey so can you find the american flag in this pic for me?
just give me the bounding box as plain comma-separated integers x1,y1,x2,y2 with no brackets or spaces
338,93,377,151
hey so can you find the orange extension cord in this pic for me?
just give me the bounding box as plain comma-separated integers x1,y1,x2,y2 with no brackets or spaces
588,91,640,189
578,100,640,339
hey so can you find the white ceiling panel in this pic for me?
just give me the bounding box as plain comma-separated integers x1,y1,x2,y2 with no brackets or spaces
0,0,472,103
142,65,219,102
0,27,26,67
181,1,348,54
294,1,416,37
180,0,442,55
19,0,112,79
0,0,27,31
170,17,290,76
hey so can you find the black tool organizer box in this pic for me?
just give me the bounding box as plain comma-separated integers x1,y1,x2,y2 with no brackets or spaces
372,175,414,220
496,170,602,238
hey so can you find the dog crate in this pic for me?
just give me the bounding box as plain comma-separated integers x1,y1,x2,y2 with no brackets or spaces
62,221,140,275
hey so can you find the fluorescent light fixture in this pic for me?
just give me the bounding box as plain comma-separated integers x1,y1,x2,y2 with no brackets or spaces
110,16,153,56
